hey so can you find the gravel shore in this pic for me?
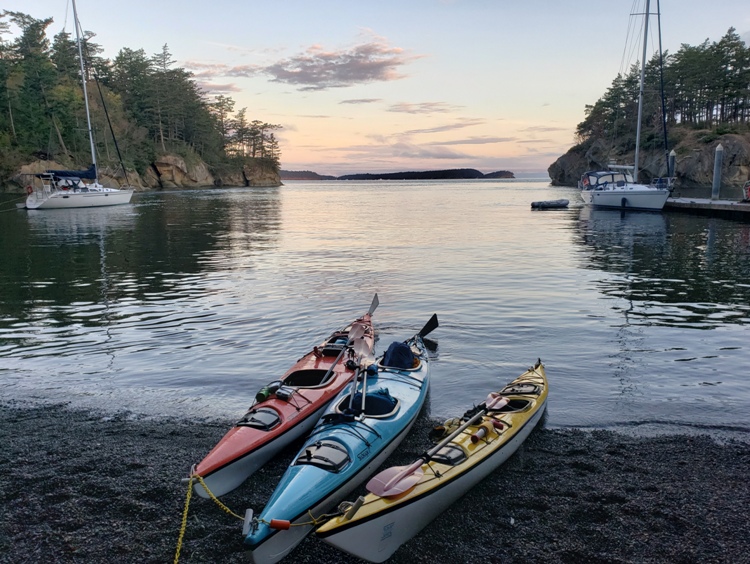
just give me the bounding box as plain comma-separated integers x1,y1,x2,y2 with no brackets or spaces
1,402,748,564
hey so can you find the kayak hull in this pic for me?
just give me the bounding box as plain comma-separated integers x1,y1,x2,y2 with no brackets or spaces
190,305,377,498
192,402,328,498
316,361,548,562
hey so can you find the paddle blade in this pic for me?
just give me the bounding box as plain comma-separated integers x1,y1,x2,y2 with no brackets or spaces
366,464,425,498
352,337,375,367
348,322,367,342
418,314,439,338
485,393,510,411
368,293,380,316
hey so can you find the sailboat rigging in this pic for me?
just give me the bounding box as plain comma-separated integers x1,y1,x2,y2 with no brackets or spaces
24,0,134,210
579,0,674,211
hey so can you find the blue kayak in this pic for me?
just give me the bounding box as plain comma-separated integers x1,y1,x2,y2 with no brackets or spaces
243,315,438,564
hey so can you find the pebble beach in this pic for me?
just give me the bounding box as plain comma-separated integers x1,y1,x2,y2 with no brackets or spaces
2,402,748,564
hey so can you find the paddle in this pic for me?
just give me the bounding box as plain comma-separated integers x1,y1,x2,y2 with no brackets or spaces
346,331,377,412
351,337,376,413
348,313,437,415
418,313,439,339
366,392,507,498
367,293,380,317
320,294,379,383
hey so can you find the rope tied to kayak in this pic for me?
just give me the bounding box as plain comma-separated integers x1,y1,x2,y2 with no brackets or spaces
194,475,244,520
173,475,244,564
256,506,346,531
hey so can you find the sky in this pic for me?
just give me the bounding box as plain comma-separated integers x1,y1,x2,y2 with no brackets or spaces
4,0,750,176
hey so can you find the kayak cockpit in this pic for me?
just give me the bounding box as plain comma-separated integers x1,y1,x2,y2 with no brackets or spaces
336,389,400,419
283,369,333,388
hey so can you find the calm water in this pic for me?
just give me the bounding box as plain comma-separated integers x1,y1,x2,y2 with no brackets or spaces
1,180,749,439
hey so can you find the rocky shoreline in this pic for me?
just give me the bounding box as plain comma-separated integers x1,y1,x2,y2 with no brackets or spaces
2,402,748,564
547,131,750,190
3,154,282,194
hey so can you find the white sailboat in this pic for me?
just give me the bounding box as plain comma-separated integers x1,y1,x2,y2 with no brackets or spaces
579,0,673,211
25,0,133,210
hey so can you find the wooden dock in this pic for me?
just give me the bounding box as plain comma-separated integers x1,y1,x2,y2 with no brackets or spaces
665,197,750,220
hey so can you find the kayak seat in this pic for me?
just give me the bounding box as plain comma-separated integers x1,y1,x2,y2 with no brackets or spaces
283,369,331,388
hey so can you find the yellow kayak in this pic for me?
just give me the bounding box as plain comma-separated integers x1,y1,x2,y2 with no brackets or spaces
316,360,548,562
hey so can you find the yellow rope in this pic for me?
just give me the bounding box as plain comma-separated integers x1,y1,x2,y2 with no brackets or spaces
173,476,194,564
173,476,245,564
194,475,244,520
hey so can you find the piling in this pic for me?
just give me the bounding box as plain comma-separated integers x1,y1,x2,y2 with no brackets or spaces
668,149,676,178
711,144,723,200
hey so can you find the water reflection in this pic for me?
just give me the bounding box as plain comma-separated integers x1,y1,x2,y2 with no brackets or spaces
576,207,750,328
0,188,282,353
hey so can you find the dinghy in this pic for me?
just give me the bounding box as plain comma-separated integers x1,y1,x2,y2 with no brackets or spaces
316,360,548,563
242,315,439,564
531,198,569,209
188,295,379,498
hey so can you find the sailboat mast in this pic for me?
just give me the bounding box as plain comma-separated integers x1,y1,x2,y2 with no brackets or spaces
633,0,651,184
71,0,98,184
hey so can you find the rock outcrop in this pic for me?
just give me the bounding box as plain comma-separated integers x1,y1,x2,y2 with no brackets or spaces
145,155,214,188
4,153,281,193
548,130,750,189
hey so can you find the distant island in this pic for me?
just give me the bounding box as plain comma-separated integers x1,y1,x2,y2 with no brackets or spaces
280,168,514,181
279,170,338,181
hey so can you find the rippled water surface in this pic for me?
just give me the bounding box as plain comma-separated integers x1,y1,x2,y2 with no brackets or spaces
1,180,749,438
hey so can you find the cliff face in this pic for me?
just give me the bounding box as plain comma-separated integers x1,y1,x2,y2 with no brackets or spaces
548,131,750,188
6,154,281,193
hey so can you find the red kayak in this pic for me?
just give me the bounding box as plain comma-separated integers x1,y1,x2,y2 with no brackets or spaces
189,295,378,498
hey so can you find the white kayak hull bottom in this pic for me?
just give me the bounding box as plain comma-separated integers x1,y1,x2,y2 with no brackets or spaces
246,414,422,564
193,404,328,499
319,403,547,563
580,187,669,211
25,189,134,209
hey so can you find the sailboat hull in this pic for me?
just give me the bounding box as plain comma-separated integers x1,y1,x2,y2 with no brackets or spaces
25,189,134,210
581,186,669,211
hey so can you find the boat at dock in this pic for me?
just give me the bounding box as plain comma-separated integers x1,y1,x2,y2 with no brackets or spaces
316,360,548,563
579,0,673,211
